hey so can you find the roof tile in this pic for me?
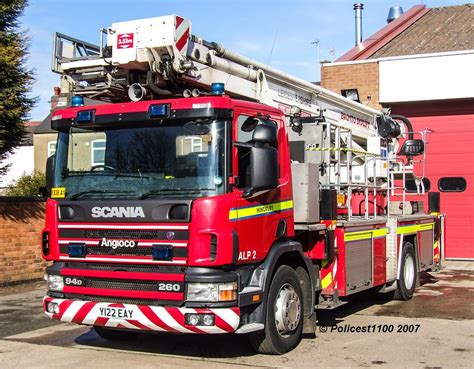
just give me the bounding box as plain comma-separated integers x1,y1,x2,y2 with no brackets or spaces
370,4,474,58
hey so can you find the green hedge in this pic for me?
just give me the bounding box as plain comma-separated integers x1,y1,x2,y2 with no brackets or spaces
5,171,46,197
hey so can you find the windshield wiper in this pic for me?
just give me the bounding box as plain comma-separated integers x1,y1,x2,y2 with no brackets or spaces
70,190,133,200
139,188,214,200
63,170,160,180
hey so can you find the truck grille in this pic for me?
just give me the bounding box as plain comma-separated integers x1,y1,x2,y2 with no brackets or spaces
85,278,157,291
64,262,185,274
60,228,189,241
61,268,185,305
76,277,183,292
57,223,189,306
59,245,187,258
58,224,189,264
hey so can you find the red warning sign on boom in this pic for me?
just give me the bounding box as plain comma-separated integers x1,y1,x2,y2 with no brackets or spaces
117,33,134,49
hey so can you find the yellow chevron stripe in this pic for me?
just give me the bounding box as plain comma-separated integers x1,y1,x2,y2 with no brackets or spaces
321,272,333,289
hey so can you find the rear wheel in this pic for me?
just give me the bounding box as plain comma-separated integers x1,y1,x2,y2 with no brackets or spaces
249,265,303,354
93,326,140,341
394,242,417,300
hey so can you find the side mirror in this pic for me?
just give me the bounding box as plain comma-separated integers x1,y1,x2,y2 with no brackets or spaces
399,139,424,156
252,123,277,145
243,146,279,198
45,155,55,192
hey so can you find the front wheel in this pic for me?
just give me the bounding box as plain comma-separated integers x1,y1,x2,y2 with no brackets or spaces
249,265,303,354
394,242,417,300
93,326,140,341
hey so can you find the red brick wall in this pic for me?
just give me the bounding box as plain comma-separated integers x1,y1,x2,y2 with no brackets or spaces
321,61,382,110
0,200,48,286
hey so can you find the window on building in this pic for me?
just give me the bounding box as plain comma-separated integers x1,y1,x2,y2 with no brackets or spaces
405,178,431,193
341,88,361,103
438,177,467,192
47,141,56,157
91,139,106,166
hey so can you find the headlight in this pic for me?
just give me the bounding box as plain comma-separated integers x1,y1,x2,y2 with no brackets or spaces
187,282,237,302
47,274,64,292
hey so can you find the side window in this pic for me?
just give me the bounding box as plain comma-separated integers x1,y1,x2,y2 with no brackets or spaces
405,178,431,193
438,177,466,192
235,115,279,189
91,139,106,166
47,141,56,157
236,115,253,189
237,115,257,142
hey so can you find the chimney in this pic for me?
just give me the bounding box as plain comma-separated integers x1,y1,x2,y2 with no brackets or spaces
50,86,62,111
387,6,404,23
354,3,364,46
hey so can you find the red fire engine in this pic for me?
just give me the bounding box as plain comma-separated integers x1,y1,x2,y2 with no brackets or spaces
42,15,444,354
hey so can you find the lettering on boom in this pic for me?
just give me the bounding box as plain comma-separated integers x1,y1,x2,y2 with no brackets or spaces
340,112,370,129
277,88,312,107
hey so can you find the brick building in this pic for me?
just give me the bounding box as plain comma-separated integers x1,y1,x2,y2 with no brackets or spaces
321,4,474,260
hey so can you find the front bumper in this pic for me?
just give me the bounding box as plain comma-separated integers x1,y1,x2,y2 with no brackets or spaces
43,297,240,334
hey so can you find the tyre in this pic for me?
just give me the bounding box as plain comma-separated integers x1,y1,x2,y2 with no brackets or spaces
93,326,140,341
249,265,303,354
394,242,417,300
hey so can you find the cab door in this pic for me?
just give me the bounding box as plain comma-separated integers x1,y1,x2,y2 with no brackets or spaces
231,109,292,264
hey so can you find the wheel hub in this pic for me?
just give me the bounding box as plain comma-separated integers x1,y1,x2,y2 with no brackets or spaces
274,283,301,337
404,253,415,289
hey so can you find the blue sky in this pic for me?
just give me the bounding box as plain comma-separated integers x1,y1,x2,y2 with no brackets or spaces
21,0,468,120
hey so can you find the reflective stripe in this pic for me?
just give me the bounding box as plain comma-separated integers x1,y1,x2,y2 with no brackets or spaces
434,239,440,262
321,272,333,289
229,200,293,221
305,147,379,156
344,228,387,242
44,297,240,334
345,223,434,242
397,223,434,235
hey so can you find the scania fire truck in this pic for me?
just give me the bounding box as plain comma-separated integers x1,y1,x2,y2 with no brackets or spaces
42,15,445,354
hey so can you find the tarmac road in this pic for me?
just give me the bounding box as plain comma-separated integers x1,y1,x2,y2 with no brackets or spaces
0,270,472,368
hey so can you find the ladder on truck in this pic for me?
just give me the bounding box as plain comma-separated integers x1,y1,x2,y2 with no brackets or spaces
51,14,427,220
52,15,380,143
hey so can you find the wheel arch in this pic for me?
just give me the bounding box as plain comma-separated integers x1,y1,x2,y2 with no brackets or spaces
397,233,420,281
248,240,319,334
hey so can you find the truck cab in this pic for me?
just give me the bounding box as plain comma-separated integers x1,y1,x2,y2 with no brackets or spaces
43,94,314,352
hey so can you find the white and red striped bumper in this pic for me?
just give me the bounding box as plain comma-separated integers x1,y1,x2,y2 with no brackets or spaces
43,297,240,334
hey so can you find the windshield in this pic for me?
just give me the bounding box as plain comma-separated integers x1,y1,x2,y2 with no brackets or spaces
54,119,228,200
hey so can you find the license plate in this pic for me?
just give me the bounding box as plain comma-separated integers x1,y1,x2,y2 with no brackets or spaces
98,307,134,319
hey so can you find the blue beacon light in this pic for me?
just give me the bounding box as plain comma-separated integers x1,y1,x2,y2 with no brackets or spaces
211,83,225,95
71,95,85,107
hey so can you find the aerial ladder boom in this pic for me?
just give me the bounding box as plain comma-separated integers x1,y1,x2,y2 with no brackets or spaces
53,15,382,143
52,14,427,198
